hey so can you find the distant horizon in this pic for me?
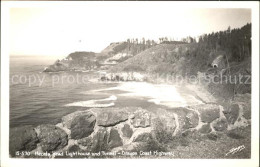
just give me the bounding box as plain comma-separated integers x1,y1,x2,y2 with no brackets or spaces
10,21,251,59
9,6,251,57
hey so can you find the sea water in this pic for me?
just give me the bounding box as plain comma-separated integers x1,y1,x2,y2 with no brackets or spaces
9,56,155,128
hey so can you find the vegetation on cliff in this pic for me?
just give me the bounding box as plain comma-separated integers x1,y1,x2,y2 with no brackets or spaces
109,23,251,101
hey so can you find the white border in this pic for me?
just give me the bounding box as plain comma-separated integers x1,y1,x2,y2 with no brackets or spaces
1,1,259,167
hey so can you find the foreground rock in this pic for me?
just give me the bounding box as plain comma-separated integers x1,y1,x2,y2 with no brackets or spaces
212,119,228,131
35,124,68,152
223,104,239,124
62,111,95,129
121,124,133,138
91,108,130,127
9,126,38,156
108,128,123,149
151,108,177,142
131,108,151,128
69,113,96,139
91,127,109,152
11,104,251,158
172,107,199,132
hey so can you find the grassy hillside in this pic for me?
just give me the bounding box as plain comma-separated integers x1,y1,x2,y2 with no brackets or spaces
97,41,154,63
99,42,129,57
110,43,207,76
110,42,251,101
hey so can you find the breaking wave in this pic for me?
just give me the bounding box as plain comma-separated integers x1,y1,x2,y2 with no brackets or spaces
64,95,117,107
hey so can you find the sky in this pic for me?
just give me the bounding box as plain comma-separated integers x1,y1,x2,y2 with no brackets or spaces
9,4,251,57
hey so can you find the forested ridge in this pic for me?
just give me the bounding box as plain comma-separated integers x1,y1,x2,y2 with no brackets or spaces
197,23,251,62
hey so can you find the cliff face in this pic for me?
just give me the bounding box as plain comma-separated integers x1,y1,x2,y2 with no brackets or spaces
43,41,153,72
43,52,99,72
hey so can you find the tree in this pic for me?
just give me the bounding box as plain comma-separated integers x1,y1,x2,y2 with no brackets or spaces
142,37,145,45
197,23,251,62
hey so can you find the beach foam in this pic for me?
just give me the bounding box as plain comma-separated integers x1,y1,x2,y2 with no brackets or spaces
115,82,188,108
65,95,117,108
90,82,204,108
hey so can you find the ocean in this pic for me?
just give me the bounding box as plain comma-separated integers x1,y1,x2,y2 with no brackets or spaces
9,56,156,128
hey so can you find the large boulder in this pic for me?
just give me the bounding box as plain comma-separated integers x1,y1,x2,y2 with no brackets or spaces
9,126,38,157
223,104,239,124
91,108,129,127
70,114,96,140
185,110,199,129
151,108,177,143
62,110,94,129
108,128,123,149
171,107,199,130
188,104,220,123
77,136,93,150
35,124,68,152
91,127,124,151
121,124,133,138
131,108,151,128
212,119,228,131
91,127,109,152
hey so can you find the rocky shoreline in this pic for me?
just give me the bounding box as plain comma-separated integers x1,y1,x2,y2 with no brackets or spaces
10,93,251,158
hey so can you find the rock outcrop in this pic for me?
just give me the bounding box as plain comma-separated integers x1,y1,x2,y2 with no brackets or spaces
171,107,199,132
212,119,228,131
91,128,109,152
91,108,129,127
9,126,38,156
35,124,68,152
43,52,98,72
121,124,133,138
131,108,151,128
69,114,96,139
108,128,123,149
62,111,94,129
100,72,146,82
223,104,240,124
